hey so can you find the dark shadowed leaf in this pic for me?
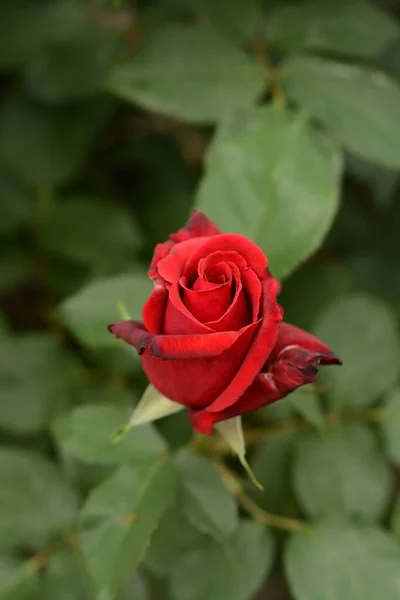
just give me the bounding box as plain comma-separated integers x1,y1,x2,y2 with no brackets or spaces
108,25,265,123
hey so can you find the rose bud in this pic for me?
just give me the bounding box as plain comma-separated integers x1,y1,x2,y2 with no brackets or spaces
108,211,341,435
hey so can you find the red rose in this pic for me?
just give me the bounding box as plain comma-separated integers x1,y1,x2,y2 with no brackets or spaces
109,211,341,435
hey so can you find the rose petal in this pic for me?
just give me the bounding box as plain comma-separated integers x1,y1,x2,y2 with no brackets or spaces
142,284,168,333
205,262,250,331
206,274,282,413
189,323,342,433
182,277,233,323
108,320,239,359
171,210,222,241
164,283,212,334
183,234,269,281
138,320,260,408
148,211,221,280
157,237,210,283
271,322,342,366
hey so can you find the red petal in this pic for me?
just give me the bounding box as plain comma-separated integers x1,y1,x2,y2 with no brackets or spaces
164,283,212,335
108,320,239,359
181,277,233,324
142,284,168,333
272,322,342,366
206,274,282,413
183,234,269,281
171,210,222,241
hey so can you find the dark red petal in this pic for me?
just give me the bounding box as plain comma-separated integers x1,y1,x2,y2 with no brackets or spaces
142,284,168,334
170,210,222,242
148,240,175,281
164,283,212,335
182,277,232,324
206,274,282,414
139,319,259,408
108,320,239,359
183,234,268,281
272,322,342,366
157,237,210,283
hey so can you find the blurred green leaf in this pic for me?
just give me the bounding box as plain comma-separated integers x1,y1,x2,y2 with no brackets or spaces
57,272,152,347
24,19,121,102
0,174,32,236
249,433,294,515
119,574,149,600
42,197,141,270
108,25,265,123
0,334,80,434
293,423,390,520
285,517,400,600
170,520,274,600
145,506,205,576
314,294,400,408
0,94,110,187
288,388,325,429
279,262,354,331
391,497,400,541
53,403,167,465
190,0,261,41
0,448,78,552
197,107,342,280
283,55,400,168
0,555,39,600
268,0,399,57
41,550,92,600
0,246,31,294
79,456,177,598
380,387,400,466
0,555,40,600
174,450,238,540
0,313,9,335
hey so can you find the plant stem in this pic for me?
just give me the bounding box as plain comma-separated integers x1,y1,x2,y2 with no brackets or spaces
215,461,304,533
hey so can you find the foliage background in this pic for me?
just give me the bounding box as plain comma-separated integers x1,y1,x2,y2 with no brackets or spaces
1,0,400,599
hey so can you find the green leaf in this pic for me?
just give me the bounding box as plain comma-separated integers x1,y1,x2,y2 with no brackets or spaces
249,434,293,514
0,93,110,187
314,294,400,408
285,517,400,600
57,272,152,347
170,520,274,600
391,497,400,542
287,387,325,429
268,0,399,58
79,456,177,598
278,262,353,332
196,106,342,280
145,506,205,576
0,334,80,434
108,25,265,124
24,19,120,102
0,448,78,552
190,0,261,41
174,450,238,539
41,549,92,600
119,574,149,600
0,555,40,600
380,387,400,466
293,423,390,520
0,173,32,235
283,55,400,168
53,402,167,465
0,246,31,294
42,197,141,270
